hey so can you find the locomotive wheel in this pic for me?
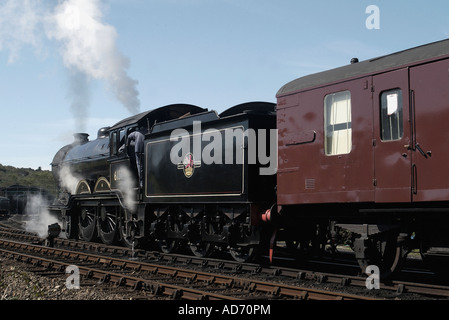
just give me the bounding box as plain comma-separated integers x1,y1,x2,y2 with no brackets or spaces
190,243,213,258
159,238,179,253
119,218,141,249
158,220,181,254
98,207,119,245
229,246,257,263
79,207,98,241
190,222,214,258
229,226,259,263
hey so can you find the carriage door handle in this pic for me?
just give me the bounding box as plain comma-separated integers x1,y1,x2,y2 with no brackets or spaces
405,143,430,159
415,143,429,159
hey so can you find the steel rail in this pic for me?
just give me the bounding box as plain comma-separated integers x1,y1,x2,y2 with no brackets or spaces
0,238,374,300
2,224,449,299
0,244,239,301
6,221,447,299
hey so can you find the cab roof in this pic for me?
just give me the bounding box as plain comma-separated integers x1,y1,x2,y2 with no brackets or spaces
109,104,207,131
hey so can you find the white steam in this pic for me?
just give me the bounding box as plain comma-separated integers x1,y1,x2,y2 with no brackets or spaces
0,0,140,132
46,0,140,115
116,166,136,212
58,164,83,194
0,0,42,64
24,194,61,239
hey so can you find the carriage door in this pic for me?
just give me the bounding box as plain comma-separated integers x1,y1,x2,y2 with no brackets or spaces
373,69,412,202
409,59,449,202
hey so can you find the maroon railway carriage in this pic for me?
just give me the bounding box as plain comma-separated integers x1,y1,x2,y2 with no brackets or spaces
275,38,449,275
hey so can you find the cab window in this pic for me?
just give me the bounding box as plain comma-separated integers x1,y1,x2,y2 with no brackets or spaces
110,129,126,156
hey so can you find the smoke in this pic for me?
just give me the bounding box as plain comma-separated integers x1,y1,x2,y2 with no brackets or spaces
0,0,43,64
45,0,140,116
67,70,91,133
24,194,61,239
0,0,140,130
0,0,41,64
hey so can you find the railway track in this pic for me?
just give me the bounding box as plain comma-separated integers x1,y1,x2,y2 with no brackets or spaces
0,237,373,301
1,219,448,300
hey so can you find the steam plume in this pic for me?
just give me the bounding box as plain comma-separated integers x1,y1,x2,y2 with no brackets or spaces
116,166,136,212
68,70,91,133
58,164,83,194
0,0,42,64
24,194,61,239
0,0,140,129
46,0,140,115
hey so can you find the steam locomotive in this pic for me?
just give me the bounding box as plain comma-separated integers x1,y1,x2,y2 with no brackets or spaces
50,38,449,276
51,102,276,262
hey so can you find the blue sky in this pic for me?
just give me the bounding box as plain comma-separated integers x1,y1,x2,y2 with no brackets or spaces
0,0,448,170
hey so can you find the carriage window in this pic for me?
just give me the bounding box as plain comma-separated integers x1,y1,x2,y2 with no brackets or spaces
324,91,352,156
380,89,403,141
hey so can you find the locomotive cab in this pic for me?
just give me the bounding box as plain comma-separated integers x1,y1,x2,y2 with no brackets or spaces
107,104,209,195
108,125,139,191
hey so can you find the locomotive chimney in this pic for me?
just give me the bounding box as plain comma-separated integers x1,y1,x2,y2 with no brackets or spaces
73,133,89,145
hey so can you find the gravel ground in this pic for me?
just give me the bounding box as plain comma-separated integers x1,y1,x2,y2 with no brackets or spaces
0,257,149,300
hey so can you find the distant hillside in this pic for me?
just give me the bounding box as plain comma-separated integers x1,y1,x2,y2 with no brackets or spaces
0,164,57,196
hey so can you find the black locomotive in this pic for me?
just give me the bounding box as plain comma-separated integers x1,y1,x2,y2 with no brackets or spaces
50,102,276,262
